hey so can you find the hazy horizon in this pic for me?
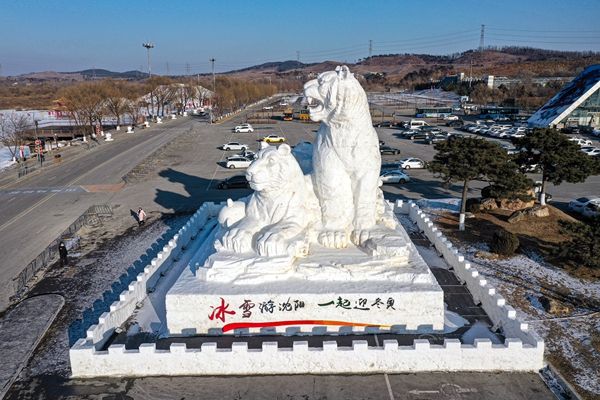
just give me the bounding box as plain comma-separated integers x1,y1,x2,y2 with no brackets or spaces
1,0,600,76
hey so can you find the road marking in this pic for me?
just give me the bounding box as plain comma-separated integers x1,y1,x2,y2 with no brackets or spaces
0,123,187,233
374,334,395,400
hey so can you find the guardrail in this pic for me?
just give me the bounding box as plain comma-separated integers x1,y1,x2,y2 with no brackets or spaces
10,204,113,302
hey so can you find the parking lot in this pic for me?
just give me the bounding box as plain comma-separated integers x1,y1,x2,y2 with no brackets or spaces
209,111,600,213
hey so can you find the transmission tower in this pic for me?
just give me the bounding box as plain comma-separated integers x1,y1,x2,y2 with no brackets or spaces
186,63,191,75
479,24,485,51
296,51,300,62
369,40,372,58
166,62,170,75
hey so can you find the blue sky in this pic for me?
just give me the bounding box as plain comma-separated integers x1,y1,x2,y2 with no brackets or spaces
1,0,599,76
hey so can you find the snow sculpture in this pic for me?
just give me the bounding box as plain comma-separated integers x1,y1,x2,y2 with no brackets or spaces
216,144,319,257
216,66,386,258
304,66,382,248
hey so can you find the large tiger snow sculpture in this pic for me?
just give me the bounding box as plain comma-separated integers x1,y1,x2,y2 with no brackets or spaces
216,66,391,258
303,65,382,248
216,143,319,257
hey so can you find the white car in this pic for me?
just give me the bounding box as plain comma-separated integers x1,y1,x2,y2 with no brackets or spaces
569,197,600,218
221,142,248,151
225,156,253,169
380,170,410,184
262,106,274,110
569,137,593,147
399,158,426,169
581,147,600,156
234,124,254,133
443,115,459,121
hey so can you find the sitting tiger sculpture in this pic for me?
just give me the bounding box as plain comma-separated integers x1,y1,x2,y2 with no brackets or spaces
216,144,319,257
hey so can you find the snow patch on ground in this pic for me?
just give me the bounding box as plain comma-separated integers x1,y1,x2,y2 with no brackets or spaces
416,198,460,212
25,215,188,378
414,200,600,397
460,321,502,345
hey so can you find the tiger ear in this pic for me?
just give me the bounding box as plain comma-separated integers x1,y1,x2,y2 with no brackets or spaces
336,65,351,80
277,143,291,155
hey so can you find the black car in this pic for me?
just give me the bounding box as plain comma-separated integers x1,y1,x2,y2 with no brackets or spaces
427,134,447,144
217,175,250,189
407,131,431,140
381,162,402,170
379,146,401,155
446,119,464,128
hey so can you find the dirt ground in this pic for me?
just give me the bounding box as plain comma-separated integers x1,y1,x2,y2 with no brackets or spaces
430,206,600,399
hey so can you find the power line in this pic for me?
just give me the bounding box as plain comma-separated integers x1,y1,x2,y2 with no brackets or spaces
487,26,600,33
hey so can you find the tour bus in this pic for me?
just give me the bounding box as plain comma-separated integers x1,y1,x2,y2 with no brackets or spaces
415,107,453,118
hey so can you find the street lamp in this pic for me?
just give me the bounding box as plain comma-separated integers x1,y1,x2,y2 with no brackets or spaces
142,42,154,77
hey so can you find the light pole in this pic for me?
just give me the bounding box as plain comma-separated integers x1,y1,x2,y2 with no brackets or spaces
142,42,154,77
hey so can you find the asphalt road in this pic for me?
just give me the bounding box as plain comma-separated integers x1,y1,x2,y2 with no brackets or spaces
0,117,196,310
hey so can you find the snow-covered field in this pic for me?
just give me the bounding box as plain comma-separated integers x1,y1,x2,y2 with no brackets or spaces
417,199,600,398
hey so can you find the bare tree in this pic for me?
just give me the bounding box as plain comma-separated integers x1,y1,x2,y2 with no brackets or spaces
58,82,105,138
0,113,32,161
102,80,130,128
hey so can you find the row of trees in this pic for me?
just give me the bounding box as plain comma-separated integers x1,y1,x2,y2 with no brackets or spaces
428,128,599,230
57,77,213,137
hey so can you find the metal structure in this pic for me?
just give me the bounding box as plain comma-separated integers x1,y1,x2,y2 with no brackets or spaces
479,25,485,51
142,42,154,77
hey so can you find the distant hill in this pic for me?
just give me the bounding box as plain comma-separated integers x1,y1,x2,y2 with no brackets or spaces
8,47,600,83
13,69,146,81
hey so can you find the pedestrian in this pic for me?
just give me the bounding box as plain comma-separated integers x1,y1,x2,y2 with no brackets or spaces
59,241,68,267
137,207,146,226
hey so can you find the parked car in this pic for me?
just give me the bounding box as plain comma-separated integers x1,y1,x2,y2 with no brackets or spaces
221,142,248,151
234,124,254,133
262,106,274,110
380,170,410,184
427,134,447,144
381,161,403,171
569,197,600,218
217,175,250,189
446,119,464,128
407,131,431,140
443,115,460,121
374,121,396,128
581,147,600,157
225,156,253,169
399,158,426,169
261,134,286,143
569,137,593,147
379,145,401,155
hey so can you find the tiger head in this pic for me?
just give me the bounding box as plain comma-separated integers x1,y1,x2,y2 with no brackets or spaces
303,65,370,125
245,144,305,193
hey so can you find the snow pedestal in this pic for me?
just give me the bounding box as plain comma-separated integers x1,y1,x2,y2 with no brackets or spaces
104,133,113,142
126,126,133,133
166,224,445,335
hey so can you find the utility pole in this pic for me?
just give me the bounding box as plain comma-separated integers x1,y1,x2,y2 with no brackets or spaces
142,42,154,77
369,40,372,58
210,58,216,93
296,51,300,62
469,56,473,88
479,25,485,51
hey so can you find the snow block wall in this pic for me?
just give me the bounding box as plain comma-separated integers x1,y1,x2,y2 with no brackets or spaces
70,200,545,377
82,202,219,350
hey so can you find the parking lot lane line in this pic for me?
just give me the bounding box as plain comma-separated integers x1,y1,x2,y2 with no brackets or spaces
374,334,396,400
206,128,237,191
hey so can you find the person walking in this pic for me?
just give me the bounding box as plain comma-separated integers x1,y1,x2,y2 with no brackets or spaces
59,241,68,267
137,207,147,226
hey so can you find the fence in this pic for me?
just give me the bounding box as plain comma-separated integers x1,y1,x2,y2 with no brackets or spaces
10,204,113,301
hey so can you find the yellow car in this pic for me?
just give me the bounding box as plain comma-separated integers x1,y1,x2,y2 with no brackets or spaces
262,135,286,143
